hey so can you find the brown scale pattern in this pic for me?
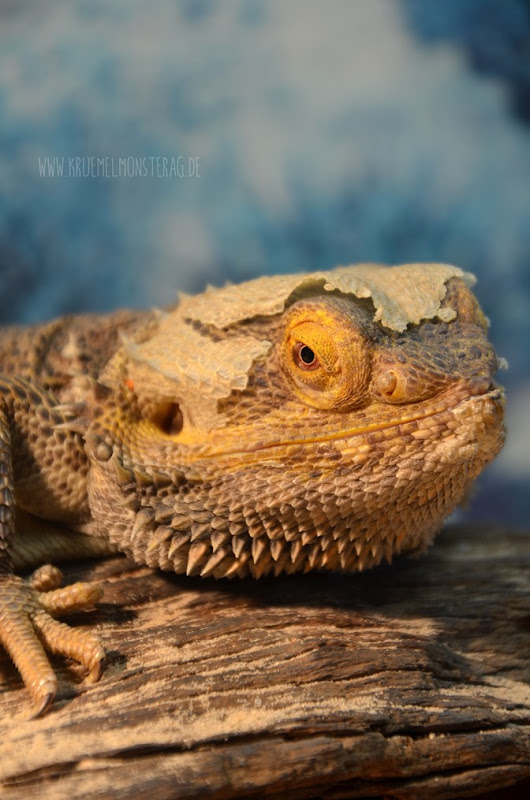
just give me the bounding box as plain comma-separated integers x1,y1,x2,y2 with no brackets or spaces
106,388,501,582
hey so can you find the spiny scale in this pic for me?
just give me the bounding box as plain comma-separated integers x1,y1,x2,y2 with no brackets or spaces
146,515,402,580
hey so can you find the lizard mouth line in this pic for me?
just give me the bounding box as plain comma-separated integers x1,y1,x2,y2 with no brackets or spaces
188,386,504,462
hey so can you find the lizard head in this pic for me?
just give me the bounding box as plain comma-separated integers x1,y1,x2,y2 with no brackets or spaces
95,264,505,577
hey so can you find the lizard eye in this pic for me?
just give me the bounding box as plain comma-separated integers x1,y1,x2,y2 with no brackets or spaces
280,306,371,411
293,342,320,370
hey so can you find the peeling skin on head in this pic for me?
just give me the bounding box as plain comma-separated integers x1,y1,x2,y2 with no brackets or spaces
124,264,475,427
120,327,272,428
177,262,475,331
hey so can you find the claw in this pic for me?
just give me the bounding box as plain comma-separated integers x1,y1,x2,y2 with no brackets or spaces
87,654,105,684
30,688,56,720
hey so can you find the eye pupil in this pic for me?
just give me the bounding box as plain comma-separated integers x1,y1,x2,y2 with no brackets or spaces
300,346,315,364
293,342,319,369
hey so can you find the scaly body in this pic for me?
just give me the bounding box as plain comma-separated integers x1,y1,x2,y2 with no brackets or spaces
0,263,505,715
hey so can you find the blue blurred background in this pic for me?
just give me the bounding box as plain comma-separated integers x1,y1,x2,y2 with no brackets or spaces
0,0,528,526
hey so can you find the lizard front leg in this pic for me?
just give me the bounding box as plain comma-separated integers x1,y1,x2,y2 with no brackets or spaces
0,379,105,717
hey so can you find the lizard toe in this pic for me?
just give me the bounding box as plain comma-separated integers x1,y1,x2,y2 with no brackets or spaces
0,570,104,716
29,564,63,592
37,579,104,615
32,611,105,684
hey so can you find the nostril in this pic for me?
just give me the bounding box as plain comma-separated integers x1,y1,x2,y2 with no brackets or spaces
469,345,485,359
468,376,492,395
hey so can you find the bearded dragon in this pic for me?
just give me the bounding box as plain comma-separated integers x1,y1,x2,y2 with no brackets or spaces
0,263,505,716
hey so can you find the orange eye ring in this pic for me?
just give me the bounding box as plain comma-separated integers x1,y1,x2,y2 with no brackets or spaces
293,342,320,370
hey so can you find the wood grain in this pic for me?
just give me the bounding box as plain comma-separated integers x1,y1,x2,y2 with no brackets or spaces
1,524,529,799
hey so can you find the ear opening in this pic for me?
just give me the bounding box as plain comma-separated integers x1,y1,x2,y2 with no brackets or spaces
151,401,184,435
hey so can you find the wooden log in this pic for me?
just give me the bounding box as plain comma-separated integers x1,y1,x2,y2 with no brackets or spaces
0,524,529,799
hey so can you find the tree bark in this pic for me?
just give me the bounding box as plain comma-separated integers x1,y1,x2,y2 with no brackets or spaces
1,524,529,799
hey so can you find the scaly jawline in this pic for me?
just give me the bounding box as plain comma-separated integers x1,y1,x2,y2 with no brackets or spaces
183,387,503,463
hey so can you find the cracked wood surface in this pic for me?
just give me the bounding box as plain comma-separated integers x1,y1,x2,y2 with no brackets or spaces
0,524,529,800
